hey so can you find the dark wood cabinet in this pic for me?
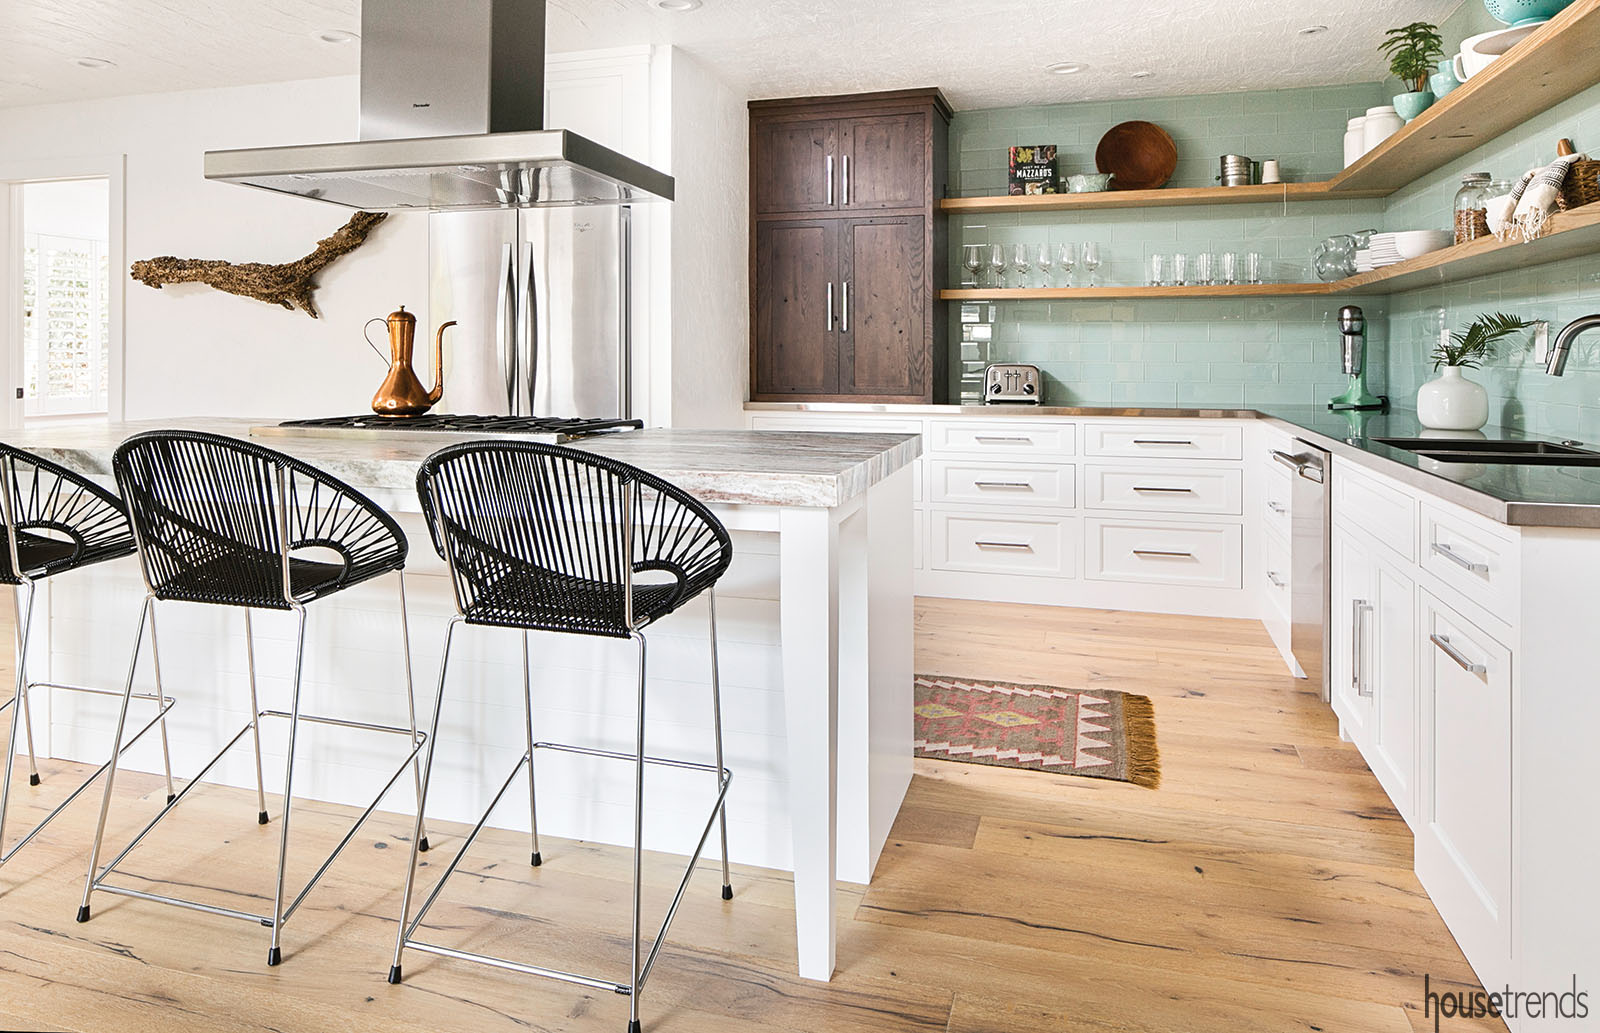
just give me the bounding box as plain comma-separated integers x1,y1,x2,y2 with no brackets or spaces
749,89,950,403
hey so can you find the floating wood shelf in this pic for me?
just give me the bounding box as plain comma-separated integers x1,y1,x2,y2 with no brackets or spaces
939,206,1600,300
1328,0,1600,195
941,182,1387,214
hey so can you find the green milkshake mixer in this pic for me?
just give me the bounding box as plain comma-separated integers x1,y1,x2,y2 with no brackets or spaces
1328,305,1387,411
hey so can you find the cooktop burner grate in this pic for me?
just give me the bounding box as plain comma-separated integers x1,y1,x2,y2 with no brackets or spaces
252,414,644,444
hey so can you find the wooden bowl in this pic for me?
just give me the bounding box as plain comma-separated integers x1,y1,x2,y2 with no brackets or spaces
1095,121,1178,190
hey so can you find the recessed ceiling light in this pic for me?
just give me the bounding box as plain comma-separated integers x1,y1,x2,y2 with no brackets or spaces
1298,24,1329,34
1045,61,1086,75
315,29,360,44
72,57,115,70
648,0,702,10
1129,70,1155,79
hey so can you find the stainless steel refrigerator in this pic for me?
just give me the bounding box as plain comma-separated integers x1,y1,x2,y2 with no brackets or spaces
430,206,631,419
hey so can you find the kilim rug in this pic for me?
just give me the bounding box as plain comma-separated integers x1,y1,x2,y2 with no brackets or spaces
914,674,1160,788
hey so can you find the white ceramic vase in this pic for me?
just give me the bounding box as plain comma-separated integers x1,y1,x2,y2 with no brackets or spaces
1416,365,1489,431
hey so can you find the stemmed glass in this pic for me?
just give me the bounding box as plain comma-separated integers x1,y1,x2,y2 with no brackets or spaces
1011,244,1031,290
963,245,983,288
1082,243,1102,286
1035,244,1053,289
1057,242,1078,288
988,244,1007,289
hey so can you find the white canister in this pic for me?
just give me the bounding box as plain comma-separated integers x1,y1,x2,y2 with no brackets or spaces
1260,159,1282,184
1344,117,1367,167
1362,106,1404,155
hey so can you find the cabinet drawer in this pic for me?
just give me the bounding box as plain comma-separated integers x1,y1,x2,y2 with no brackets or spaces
1085,518,1242,588
1083,423,1243,460
928,420,1075,458
1420,504,1518,624
1084,464,1242,515
1262,464,1293,542
929,460,1074,508
930,511,1076,578
1333,462,1417,562
1262,527,1292,613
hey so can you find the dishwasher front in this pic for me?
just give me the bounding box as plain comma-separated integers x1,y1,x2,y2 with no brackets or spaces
1272,440,1331,701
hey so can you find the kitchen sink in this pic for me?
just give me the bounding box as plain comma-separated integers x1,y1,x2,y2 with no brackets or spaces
1373,436,1600,465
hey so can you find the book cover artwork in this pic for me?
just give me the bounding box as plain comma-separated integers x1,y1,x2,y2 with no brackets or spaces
1009,145,1058,195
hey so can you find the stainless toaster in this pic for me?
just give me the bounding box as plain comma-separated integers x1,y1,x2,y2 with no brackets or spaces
984,363,1042,404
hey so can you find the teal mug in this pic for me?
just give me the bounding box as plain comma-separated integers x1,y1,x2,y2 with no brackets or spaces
1429,59,1461,98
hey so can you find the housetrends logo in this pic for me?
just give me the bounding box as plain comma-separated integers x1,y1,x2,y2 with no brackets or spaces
1423,974,1589,1029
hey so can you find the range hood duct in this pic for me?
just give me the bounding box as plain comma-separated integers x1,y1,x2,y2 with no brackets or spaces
203,0,673,210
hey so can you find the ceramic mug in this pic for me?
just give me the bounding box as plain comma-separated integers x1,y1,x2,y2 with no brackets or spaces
1430,59,1462,97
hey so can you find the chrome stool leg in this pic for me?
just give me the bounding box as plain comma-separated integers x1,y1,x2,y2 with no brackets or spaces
145,602,177,805
265,605,309,967
522,629,541,867
707,589,732,901
9,583,40,788
0,581,38,854
627,631,648,1033
396,573,429,853
244,610,269,825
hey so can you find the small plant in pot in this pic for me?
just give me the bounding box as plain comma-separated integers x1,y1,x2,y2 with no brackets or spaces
1417,312,1532,430
1380,22,1445,122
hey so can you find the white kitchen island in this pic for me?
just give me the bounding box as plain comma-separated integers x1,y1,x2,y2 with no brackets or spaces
8,418,920,982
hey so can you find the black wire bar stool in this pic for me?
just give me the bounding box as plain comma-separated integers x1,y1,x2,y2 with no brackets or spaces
392,441,735,1033
0,444,176,868
77,430,430,967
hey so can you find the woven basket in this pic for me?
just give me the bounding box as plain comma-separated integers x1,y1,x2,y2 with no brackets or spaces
1557,139,1600,210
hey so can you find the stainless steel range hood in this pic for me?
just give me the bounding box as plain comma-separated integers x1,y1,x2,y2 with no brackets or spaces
203,0,673,210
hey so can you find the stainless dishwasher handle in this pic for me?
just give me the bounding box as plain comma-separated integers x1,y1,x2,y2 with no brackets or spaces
1352,599,1373,697
975,540,1032,550
825,155,834,206
1133,549,1194,558
1431,633,1487,677
1133,486,1194,493
1431,542,1489,575
974,481,1033,489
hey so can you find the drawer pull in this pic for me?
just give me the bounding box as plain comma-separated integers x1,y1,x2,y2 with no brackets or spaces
1352,599,1373,698
1132,438,1193,446
1431,541,1489,575
975,540,1033,551
1266,500,1287,514
1266,570,1286,588
1132,549,1194,559
1430,633,1487,677
1132,485,1194,494
973,480,1033,490
973,435,1034,444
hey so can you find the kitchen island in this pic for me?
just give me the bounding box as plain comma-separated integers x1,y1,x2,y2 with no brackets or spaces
8,418,920,982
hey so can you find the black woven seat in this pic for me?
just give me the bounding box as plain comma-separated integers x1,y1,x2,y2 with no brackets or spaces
113,430,407,609
0,445,136,585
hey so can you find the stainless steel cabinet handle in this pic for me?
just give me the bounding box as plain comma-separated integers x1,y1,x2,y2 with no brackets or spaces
825,154,834,205
1431,633,1487,677
975,540,1032,550
825,282,834,332
1134,438,1194,446
1266,571,1286,588
1133,549,1194,558
842,154,851,205
1266,500,1287,514
1132,486,1194,493
1431,541,1490,575
1352,599,1373,697
974,435,1033,443
974,481,1033,489
841,280,850,333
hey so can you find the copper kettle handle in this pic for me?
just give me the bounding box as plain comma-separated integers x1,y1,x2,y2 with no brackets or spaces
429,321,457,404
363,317,390,363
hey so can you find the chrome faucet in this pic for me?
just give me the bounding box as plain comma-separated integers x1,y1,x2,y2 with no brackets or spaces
1546,314,1600,376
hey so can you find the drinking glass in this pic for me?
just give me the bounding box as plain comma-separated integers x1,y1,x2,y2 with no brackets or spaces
1148,253,1167,287
1220,251,1240,286
1194,251,1215,287
962,245,983,288
1171,252,1189,288
989,244,1007,289
1035,244,1053,289
1082,242,1102,286
1011,244,1031,289
1057,242,1078,288
1246,251,1265,285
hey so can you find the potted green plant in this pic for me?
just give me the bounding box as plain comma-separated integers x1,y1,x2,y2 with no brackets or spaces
1380,22,1446,122
1417,312,1532,430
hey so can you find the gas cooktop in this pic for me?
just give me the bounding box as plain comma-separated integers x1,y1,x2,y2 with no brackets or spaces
252,414,643,444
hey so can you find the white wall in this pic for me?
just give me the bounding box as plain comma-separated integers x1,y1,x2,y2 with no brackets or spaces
24,179,109,241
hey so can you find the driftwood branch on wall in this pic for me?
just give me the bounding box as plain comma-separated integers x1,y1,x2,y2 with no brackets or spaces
129,211,388,319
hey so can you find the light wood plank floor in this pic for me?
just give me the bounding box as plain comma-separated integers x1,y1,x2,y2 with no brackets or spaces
0,598,1503,1032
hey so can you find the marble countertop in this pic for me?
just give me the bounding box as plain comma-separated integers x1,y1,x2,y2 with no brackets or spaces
746,401,1259,419
8,418,921,510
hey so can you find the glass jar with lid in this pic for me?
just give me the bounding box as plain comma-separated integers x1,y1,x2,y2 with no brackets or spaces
1454,172,1492,244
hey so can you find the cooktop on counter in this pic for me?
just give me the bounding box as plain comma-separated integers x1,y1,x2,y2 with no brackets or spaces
252,414,643,444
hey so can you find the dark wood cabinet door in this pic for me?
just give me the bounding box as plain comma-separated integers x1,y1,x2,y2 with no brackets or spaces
753,119,838,214
754,220,840,395
839,113,927,211
839,216,927,398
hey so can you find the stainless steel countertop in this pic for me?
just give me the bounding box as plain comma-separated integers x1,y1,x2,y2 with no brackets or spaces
746,401,1600,528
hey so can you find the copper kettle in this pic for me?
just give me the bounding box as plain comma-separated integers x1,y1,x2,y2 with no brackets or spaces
368,306,455,417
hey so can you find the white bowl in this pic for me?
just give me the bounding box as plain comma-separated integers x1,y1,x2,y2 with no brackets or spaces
1392,230,1455,260
1454,21,1546,79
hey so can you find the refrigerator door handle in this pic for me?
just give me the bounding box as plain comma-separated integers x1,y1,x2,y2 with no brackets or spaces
517,240,536,416
496,241,516,411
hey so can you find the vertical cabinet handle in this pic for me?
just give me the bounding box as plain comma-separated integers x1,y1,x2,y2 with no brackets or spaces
842,154,851,205
825,282,834,332
825,154,834,206
1351,599,1373,697
841,281,850,333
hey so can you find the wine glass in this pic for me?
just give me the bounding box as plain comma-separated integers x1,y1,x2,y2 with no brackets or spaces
1011,244,1030,289
1035,244,1053,289
988,244,1007,289
1082,242,1102,286
962,245,983,288
1057,242,1078,288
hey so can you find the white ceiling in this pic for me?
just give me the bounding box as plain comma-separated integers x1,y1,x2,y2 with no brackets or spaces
1,0,1462,111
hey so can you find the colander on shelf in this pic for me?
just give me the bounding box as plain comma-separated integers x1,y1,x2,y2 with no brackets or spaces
1482,0,1572,27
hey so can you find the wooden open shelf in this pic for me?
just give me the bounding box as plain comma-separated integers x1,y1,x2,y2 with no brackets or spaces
940,206,1600,301
941,181,1387,214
